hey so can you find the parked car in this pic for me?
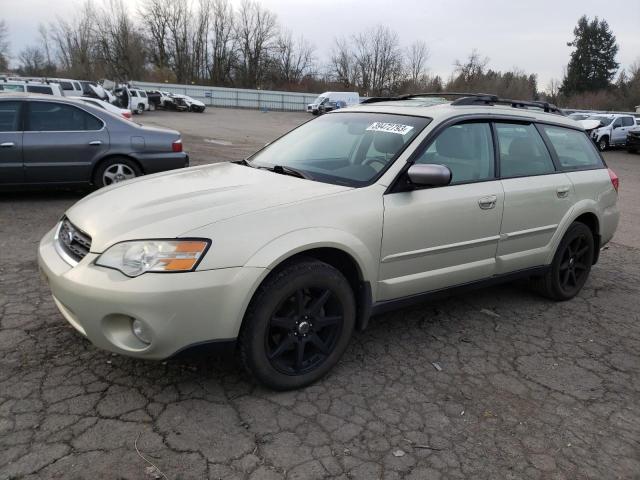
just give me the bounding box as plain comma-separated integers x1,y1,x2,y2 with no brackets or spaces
588,113,638,151
69,96,133,121
114,87,149,114
170,93,206,112
37,93,619,390
0,80,64,96
0,94,188,188
627,129,640,153
307,91,359,115
49,78,84,97
319,100,347,114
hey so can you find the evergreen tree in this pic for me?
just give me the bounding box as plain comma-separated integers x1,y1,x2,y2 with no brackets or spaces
561,16,619,95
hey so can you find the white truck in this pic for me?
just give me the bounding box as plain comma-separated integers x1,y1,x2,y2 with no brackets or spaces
588,113,638,151
306,92,359,115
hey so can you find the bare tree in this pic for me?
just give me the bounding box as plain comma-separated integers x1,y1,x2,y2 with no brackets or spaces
165,0,193,83
330,37,359,88
235,0,278,88
209,0,236,85
272,30,314,85
94,0,147,81
50,2,97,78
453,49,489,84
406,40,429,85
191,0,212,82
139,0,173,73
18,46,47,75
0,20,10,70
352,25,404,95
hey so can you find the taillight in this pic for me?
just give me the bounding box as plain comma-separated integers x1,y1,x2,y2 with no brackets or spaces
172,139,183,152
122,111,132,120
608,168,619,192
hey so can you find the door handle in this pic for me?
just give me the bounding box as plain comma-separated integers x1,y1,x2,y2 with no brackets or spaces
556,186,570,198
0,142,15,147
478,195,497,210
89,141,102,146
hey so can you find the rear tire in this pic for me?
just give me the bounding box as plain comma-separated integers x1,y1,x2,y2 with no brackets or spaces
93,157,142,188
532,222,594,301
239,259,356,390
136,104,145,115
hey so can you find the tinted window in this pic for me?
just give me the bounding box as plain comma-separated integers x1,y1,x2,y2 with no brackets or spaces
130,90,138,97
27,102,103,131
139,91,147,98
415,122,494,184
612,118,622,128
59,81,73,90
26,85,53,95
622,117,634,127
541,125,603,170
495,123,555,178
0,102,22,131
73,82,81,91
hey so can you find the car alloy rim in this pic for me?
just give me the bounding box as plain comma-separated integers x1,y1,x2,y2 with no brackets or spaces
558,234,590,292
599,140,606,150
266,287,343,375
103,164,136,185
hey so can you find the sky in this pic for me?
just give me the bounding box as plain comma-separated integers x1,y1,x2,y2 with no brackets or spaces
3,0,640,90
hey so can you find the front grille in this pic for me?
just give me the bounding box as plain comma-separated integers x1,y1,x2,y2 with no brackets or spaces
57,217,92,263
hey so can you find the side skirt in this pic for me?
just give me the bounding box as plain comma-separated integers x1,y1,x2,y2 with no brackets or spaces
370,266,549,317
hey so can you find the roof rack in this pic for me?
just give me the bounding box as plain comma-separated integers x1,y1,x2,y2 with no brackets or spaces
361,91,564,115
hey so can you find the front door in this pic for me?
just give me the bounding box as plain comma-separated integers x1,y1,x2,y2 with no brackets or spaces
379,121,504,301
0,101,25,184
22,100,109,184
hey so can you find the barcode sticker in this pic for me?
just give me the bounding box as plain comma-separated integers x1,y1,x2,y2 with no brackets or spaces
366,122,414,135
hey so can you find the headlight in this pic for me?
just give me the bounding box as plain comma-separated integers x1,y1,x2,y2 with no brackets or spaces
95,239,210,277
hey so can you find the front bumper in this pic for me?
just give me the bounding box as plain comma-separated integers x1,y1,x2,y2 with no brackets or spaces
38,226,265,360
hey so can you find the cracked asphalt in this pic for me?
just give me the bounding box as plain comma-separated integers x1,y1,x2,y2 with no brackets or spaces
1,110,639,479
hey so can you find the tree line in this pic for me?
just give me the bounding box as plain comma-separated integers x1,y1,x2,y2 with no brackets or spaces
0,4,638,110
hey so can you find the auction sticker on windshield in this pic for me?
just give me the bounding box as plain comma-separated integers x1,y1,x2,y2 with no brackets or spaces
366,122,414,135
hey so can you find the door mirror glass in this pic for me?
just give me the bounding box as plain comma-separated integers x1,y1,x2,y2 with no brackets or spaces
407,164,452,187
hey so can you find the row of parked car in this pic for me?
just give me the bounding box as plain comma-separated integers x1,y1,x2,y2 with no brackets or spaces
0,76,207,118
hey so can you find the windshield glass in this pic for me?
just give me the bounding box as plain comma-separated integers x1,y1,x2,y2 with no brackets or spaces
249,112,430,187
588,115,613,126
313,96,326,104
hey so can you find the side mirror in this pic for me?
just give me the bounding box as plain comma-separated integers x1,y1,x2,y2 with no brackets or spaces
407,164,452,187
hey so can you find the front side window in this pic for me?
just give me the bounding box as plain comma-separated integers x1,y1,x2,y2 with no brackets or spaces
130,90,138,97
249,112,429,187
0,101,22,131
27,102,103,131
495,123,555,178
612,118,622,128
415,122,494,184
541,125,603,170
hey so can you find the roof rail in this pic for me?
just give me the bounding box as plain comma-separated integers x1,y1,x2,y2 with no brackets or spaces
360,91,564,115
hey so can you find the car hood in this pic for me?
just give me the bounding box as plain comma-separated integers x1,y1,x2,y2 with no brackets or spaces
65,162,351,252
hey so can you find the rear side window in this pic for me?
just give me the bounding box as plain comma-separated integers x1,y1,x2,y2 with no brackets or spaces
59,81,73,91
26,85,53,95
27,102,103,131
0,102,22,131
540,125,603,170
415,122,494,184
130,90,138,97
622,117,634,127
495,123,555,178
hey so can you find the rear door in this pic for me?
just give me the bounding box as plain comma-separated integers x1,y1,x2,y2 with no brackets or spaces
22,100,109,184
0,100,25,184
495,122,574,273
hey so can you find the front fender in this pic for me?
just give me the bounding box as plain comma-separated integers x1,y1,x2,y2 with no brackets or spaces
244,227,379,289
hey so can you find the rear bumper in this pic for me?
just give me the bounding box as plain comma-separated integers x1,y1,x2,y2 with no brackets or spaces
133,152,189,174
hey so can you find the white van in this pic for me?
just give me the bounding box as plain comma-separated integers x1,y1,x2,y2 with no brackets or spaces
307,92,359,115
0,81,64,96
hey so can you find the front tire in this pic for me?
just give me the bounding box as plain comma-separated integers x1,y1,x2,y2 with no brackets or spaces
597,137,609,151
532,222,594,301
136,104,145,115
239,259,356,390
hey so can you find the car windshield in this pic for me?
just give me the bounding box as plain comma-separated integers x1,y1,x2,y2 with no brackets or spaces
588,115,613,126
248,112,430,187
313,96,326,104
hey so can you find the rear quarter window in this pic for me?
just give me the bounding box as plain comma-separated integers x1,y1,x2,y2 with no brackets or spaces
540,125,603,170
26,85,53,95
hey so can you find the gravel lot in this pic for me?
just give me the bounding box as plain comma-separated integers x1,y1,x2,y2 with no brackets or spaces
1,108,639,479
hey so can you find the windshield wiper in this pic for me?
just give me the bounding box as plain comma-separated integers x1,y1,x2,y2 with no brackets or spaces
270,165,312,180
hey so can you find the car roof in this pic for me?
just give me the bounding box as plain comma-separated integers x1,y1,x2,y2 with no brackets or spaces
339,99,581,129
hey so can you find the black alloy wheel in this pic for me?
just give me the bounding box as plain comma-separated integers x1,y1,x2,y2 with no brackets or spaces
532,222,594,301
266,287,343,375
239,259,356,390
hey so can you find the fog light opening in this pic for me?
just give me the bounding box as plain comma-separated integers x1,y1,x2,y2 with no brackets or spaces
131,319,152,345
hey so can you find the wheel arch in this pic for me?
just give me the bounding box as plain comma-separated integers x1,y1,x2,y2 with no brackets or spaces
573,211,601,264
549,206,602,266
